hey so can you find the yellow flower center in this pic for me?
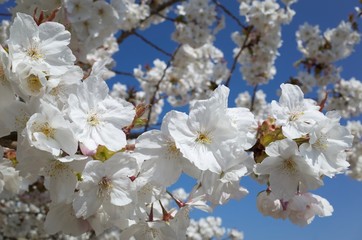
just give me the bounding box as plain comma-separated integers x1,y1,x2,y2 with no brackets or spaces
313,134,328,151
195,132,212,144
40,122,55,138
97,176,113,198
288,111,304,122
281,158,297,174
27,74,43,93
48,161,68,177
0,65,6,85
27,46,43,61
87,113,100,126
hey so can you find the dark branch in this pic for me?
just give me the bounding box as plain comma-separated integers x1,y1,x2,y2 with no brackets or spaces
134,31,173,57
113,70,134,77
212,0,246,29
224,26,253,87
144,45,182,132
117,0,184,44
155,12,179,22
149,0,184,16
0,13,11,17
250,84,258,112
117,30,135,45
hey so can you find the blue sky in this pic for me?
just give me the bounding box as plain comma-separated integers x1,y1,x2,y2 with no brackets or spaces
1,0,362,239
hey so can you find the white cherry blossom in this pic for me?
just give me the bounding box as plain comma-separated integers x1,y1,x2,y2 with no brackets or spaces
73,152,138,219
255,139,323,200
8,13,75,76
271,83,325,139
68,77,135,151
168,85,242,173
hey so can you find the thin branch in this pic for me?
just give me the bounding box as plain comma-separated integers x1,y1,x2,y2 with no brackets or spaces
149,0,184,16
113,70,134,77
117,30,135,45
117,0,184,44
224,26,253,87
144,45,182,132
250,84,258,112
134,31,172,57
155,12,179,23
0,13,11,17
212,0,246,29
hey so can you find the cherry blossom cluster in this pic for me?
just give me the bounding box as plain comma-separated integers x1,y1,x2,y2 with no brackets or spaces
252,83,353,224
134,43,229,106
0,13,253,238
11,0,169,68
11,0,119,70
295,21,360,91
172,0,220,48
235,89,269,119
325,77,362,118
0,0,360,238
257,191,333,226
346,121,362,181
232,0,296,85
0,19,9,44
110,82,164,125
187,216,244,240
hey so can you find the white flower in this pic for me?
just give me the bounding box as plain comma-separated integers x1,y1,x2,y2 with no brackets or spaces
271,83,325,139
8,13,75,76
198,147,250,206
68,77,135,151
136,111,194,187
120,221,177,240
256,190,286,219
168,85,240,173
26,100,78,156
287,193,333,226
227,107,258,150
73,152,138,219
45,155,89,204
299,115,353,177
0,147,21,197
255,139,323,200
44,65,83,108
64,0,93,22
0,45,14,102
17,67,48,97
16,140,88,203
44,202,90,236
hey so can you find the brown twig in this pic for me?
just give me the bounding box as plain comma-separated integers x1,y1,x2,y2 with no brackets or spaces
0,13,11,17
212,0,246,29
250,84,258,112
117,0,184,44
117,30,135,45
113,70,134,77
224,26,253,87
143,45,182,132
134,31,172,57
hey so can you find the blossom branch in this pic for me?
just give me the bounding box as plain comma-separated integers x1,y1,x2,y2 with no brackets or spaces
144,45,182,132
117,0,184,44
113,70,134,77
117,30,135,45
212,0,246,29
224,26,253,87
